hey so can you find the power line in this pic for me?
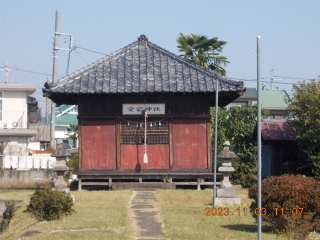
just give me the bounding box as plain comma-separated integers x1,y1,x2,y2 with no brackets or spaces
0,66,63,78
76,46,108,56
61,51,78,73
277,76,314,80
230,77,316,85
74,50,89,65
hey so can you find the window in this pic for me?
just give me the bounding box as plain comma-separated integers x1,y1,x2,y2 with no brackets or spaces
120,121,169,144
0,92,2,121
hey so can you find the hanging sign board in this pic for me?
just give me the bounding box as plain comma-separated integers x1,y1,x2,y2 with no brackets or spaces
122,103,165,115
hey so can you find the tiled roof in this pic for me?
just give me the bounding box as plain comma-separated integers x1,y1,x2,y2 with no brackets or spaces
51,149,71,157
261,119,295,141
44,35,244,95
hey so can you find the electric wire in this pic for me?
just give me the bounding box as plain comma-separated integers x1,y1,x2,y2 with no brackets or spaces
230,77,315,85
74,50,89,65
76,46,108,56
61,51,77,73
0,66,63,78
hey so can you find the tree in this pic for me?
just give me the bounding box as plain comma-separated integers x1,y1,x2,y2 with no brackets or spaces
66,124,78,148
286,78,320,178
177,33,229,76
211,104,269,187
226,104,269,187
210,107,228,168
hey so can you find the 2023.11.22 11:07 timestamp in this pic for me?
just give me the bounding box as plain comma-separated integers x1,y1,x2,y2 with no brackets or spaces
205,208,304,216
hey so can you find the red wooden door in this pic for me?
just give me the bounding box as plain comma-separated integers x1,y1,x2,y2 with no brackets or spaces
81,120,116,170
172,119,207,169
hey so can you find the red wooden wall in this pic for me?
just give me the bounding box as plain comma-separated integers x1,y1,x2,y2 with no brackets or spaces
172,119,207,169
121,145,169,169
81,120,116,170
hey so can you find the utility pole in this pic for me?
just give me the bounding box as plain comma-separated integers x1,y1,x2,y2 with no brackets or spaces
213,77,219,207
46,77,50,125
4,62,11,83
257,36,262,240
270,69,274,90
50,10,59,149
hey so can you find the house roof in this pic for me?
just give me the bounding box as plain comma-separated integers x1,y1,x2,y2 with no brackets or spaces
29,109,41,122
37,105,78,126
39,114,78,126
0,84,36,94
237,88,257,100
261,90,289,109
43,35,245,100
28,96,38,112
261,119,295,141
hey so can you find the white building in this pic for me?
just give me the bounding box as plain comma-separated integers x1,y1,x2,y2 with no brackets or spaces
0,84,41,169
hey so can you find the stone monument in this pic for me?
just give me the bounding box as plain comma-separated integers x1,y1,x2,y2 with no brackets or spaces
215,141,241,206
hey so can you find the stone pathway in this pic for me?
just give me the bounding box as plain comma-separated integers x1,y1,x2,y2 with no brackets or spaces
130,191,168,240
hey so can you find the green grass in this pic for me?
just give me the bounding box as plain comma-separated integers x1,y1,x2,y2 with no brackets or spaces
156,189,287,240
0,190,133,240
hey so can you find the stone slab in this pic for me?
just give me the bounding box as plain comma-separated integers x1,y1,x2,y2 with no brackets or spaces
217,188,235,198
132,204,153,209
52,229,115,234
18,230,43,239
133,210,164,237
215,197,241,206
112,182,175,190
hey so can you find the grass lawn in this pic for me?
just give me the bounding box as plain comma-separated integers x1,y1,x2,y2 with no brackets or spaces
1,189,319,239
157,189,287,240
0,190,133,240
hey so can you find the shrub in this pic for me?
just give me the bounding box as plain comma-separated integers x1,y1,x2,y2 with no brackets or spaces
66,153,79,175
249,175,320,239
26,185,74,221
0,201,17,233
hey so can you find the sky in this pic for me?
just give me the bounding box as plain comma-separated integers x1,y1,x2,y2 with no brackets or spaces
1,0,319,114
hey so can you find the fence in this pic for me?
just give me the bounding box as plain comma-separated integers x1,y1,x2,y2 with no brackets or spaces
1,156,56,170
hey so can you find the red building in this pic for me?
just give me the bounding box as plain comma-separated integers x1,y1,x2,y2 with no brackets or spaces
43,35,245,189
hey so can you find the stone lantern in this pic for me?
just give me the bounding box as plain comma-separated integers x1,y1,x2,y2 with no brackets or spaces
51,149,70,193
215,141,240,206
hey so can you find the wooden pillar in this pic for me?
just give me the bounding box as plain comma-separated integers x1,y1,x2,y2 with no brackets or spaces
116,119,121,170
169,121,173,169
139,178,142,183
169,178,173,183
79,120,82,171
206,118,212,171
197,178,201,190
78,178,82,191
109,178,112,189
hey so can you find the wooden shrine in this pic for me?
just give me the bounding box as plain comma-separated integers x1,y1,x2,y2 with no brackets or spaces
43,35,245,190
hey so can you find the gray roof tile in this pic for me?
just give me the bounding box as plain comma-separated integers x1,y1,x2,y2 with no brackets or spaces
44,35,244,94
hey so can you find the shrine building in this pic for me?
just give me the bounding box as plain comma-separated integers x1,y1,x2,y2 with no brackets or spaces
43,35,245,190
